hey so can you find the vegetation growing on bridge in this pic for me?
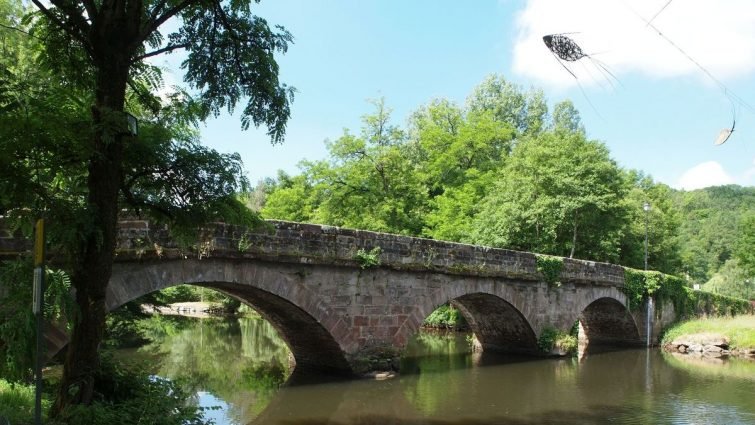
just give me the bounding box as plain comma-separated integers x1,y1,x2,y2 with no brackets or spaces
535,254,564,287
622,268,752,317
354,247,383,269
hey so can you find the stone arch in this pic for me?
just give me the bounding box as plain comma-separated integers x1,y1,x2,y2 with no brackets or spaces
452,292,539,354
576,297,642,348
105,258,353,376
397,276,539,356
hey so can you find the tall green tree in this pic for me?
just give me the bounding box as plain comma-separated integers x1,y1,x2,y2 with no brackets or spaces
310,99,426,234
734,214,755,276
1,0,294,413
406,98,514,241
702,259,755,300
471,127,628,262
465,74,548,136
673,185,755,283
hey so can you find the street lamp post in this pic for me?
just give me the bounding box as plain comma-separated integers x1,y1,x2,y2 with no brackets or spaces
643,202,650,271
643,201,652,347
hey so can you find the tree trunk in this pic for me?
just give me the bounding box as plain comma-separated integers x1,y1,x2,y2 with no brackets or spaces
52,56,129,415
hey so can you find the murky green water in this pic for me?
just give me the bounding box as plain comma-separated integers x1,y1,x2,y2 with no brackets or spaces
125,317,755,425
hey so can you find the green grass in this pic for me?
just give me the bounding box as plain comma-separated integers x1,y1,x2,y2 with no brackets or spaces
662,315,755,349
0,379,51,424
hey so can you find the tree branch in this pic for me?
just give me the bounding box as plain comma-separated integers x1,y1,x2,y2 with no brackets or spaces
31,0,93,56
121,185,175,220
139,0,196,45
132,42,190,62
48,0,92,35
0,22,35,38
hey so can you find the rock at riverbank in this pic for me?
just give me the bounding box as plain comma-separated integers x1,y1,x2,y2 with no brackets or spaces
664,332,754,359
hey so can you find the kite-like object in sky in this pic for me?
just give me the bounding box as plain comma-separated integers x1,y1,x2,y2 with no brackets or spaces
714,119,735,146
543,34,587,62
542,33,618,87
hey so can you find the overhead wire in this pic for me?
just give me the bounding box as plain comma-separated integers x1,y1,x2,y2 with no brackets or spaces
646,0,675,26
618,0,755,116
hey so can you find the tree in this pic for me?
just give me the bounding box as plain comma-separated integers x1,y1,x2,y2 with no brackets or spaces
406,98,514,241
702,259,755,300
261,170,319,222
465,74,548,136
310,100,427,234
673,185,755,283
471,128,628,262
3,0,294,413
734,214,755,276
551,100,584,134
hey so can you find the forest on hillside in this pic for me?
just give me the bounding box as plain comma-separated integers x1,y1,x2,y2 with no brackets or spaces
247,75,755,300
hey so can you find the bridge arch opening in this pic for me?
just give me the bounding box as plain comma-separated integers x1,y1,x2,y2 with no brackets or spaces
409,293,538,356
52,270,355,380
203,281,352,378
577,297,642,349
452,293,539,355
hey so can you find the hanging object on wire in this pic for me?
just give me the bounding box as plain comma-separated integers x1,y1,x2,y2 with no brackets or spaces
618,0,753,145
542,33,619,87
714,118,735,146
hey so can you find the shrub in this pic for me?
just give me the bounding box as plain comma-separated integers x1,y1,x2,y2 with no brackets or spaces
53,355,211,425
537,326,577,355
536,254,563,287
423,304,468,330
354,247,382,269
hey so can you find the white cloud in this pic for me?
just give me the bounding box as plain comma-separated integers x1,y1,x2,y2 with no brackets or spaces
513,0,755,87
676,161,735,190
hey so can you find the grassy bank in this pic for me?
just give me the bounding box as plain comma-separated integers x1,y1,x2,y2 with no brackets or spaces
662,315,755,349
0,379,51,424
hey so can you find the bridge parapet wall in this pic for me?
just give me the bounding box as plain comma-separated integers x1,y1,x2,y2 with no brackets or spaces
112,220,625,287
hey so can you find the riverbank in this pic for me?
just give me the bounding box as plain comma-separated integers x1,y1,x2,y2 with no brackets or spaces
662,315,755,358
142,301,228,318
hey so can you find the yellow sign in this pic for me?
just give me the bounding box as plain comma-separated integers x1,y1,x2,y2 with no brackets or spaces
33,219,44,267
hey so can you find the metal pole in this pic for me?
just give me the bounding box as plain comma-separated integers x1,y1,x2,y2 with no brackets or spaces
33,219,45,425
644,203,649,271
643,202,652,347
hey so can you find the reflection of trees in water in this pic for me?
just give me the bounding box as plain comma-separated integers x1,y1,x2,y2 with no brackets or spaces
139,316,291,423
400,332,473,415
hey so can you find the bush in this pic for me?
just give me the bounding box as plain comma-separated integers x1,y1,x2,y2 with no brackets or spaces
537,326,577,355
0,259,73,382
52,355,211,425
423,304,467,330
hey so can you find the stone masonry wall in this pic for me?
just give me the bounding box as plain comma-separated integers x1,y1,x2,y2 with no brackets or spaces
112,220,627,288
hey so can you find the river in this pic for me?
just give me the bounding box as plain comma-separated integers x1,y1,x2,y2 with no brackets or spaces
119,316,755,425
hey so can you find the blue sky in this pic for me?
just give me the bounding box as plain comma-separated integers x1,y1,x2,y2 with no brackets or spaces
155,0,755,189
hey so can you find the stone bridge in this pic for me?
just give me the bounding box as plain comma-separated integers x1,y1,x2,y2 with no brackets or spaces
3,220,668,376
